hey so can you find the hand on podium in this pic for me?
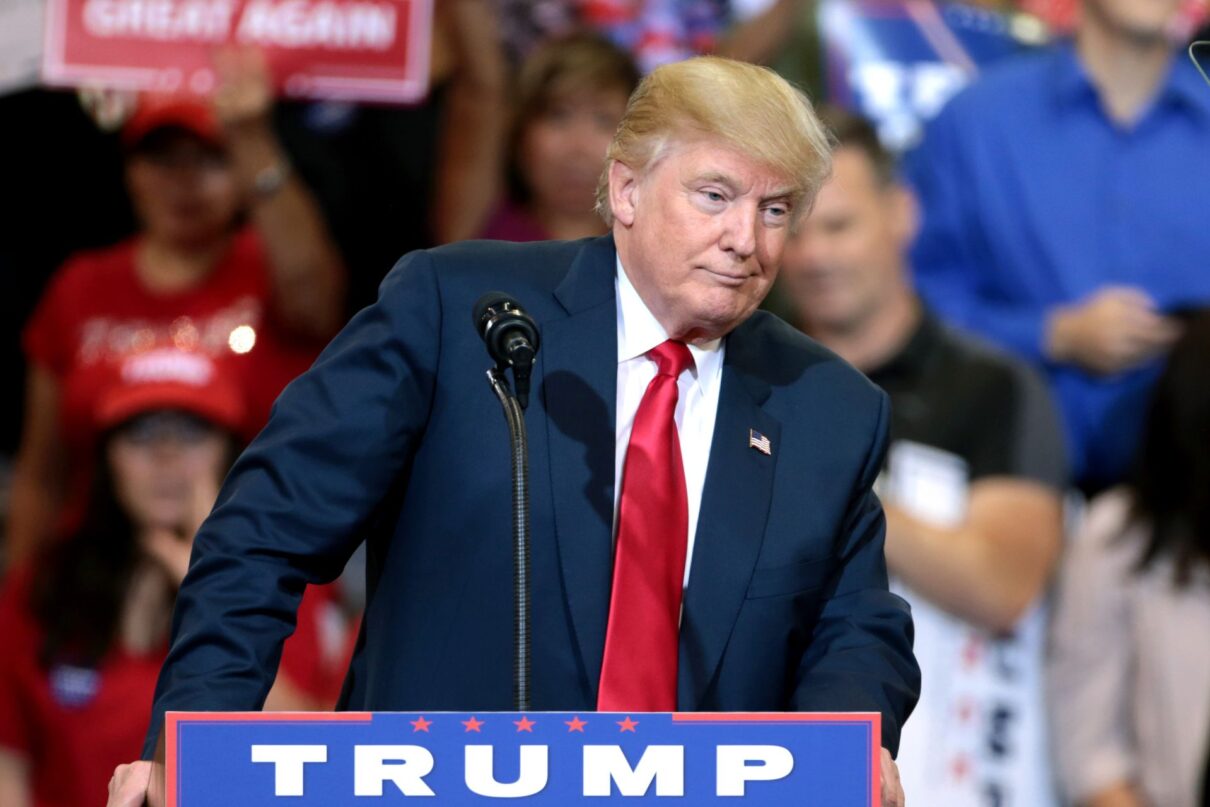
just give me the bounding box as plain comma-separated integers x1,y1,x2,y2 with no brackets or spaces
107,760,164,807
881,748,904,807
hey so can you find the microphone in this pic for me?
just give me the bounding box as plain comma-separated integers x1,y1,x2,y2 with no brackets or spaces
473,292,541,409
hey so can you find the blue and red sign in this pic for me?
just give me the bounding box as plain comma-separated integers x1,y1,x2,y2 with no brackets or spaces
167,711,880,805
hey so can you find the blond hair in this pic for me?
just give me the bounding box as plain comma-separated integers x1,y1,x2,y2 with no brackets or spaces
595,56,833,226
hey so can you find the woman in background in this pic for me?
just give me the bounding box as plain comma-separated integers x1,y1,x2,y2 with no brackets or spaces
0,350,351,807
1048,311,1210,807
434,2,640,244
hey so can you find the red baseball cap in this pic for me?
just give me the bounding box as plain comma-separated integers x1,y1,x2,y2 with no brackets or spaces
121,93,224,149
94,348,246,435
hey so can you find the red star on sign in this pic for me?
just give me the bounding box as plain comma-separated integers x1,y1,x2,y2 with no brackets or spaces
617,716,639,733
410,716,432,732
565,716,588,733
514,716,536,732
462,716,484,732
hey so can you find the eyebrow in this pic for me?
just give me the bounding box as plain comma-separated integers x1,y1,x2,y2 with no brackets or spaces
693,172,795,204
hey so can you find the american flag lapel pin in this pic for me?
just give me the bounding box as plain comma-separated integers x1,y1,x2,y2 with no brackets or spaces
748,428,772,456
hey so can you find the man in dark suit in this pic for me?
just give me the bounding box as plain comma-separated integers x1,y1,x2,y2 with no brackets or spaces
109,56,919,807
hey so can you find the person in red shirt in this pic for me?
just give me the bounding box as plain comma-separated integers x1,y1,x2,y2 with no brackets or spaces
0,348,353,807
7,49,345,566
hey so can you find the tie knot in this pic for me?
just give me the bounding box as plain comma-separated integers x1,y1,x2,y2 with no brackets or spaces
648,340,693,379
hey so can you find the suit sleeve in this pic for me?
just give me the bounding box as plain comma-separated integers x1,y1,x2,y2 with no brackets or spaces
142,249,442,757
790,391,921,756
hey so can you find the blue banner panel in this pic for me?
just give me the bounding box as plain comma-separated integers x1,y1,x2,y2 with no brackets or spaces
819,0,1035,150
167,711,879,805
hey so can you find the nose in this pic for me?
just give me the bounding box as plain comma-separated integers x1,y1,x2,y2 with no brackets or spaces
718,203,758,261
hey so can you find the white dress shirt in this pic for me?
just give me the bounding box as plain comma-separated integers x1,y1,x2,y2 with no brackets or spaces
613,257,725,588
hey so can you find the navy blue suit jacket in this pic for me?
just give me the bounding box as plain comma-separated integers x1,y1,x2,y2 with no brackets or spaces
144,235,919,756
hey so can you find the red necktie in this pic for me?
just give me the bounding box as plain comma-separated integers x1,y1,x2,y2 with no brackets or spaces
597,339,693,712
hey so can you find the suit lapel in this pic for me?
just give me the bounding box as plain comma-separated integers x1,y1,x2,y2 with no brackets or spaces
678,321,780,709
541,236,619,698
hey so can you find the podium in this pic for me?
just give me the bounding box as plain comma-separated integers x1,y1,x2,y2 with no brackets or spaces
166,711,881,805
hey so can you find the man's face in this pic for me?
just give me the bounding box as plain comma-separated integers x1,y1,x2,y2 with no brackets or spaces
610,139,796,342
780,147,915,334
1083,0,1182,42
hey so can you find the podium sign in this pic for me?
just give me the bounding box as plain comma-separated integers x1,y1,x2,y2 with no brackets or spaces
167,711,881,805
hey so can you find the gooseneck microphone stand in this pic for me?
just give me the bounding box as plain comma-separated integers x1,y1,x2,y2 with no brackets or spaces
473,293,540,712
485,367,532,712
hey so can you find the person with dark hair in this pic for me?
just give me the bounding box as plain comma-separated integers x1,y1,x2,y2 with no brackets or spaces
781,106,1067,806
434,1,641,244
0,349,240,807
7,48,346,569
1048,310,1210,807
0,349,352,807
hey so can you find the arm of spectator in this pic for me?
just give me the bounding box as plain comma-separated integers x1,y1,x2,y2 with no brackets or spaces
5,365,66,567
431,0,509,244
212,47,346,342
1044,286,1181,376
140,248,441,758
884,479,1062,634
1047,491,1141,806
0,750,31,807
1080,782,1147,807
717,0,808,66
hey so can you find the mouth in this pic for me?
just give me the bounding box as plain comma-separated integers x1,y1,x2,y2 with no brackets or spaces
698,266,752,287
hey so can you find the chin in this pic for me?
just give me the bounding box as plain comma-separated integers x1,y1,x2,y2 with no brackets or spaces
1094,0,1178,40
690,304,756,339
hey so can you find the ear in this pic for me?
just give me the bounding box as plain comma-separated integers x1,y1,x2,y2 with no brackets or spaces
889,183,920,250
608,160,641,228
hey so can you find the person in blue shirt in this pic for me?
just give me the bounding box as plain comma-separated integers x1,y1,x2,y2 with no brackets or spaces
906,0,1210,491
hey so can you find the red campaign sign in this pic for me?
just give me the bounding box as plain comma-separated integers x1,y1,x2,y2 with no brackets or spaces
42,0,432,103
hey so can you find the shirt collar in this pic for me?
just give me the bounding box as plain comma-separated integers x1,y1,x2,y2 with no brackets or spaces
1165,50,1210,122
1051,38,1210,124
615,255,724,380
866,311,942,385
1050,40,1098,108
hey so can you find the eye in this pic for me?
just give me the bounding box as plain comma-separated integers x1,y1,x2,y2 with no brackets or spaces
763,204,791,226
690,186,732,213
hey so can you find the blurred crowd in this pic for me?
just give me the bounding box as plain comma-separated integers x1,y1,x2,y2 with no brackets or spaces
2,1,1209,805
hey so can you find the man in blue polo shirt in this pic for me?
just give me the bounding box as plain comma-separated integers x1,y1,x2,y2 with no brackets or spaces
907,0,1210,490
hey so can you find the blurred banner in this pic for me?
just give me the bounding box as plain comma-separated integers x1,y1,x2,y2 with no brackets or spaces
819,0,1210,152
41,0,432,102
1,0,45,94
818,0,1038,151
